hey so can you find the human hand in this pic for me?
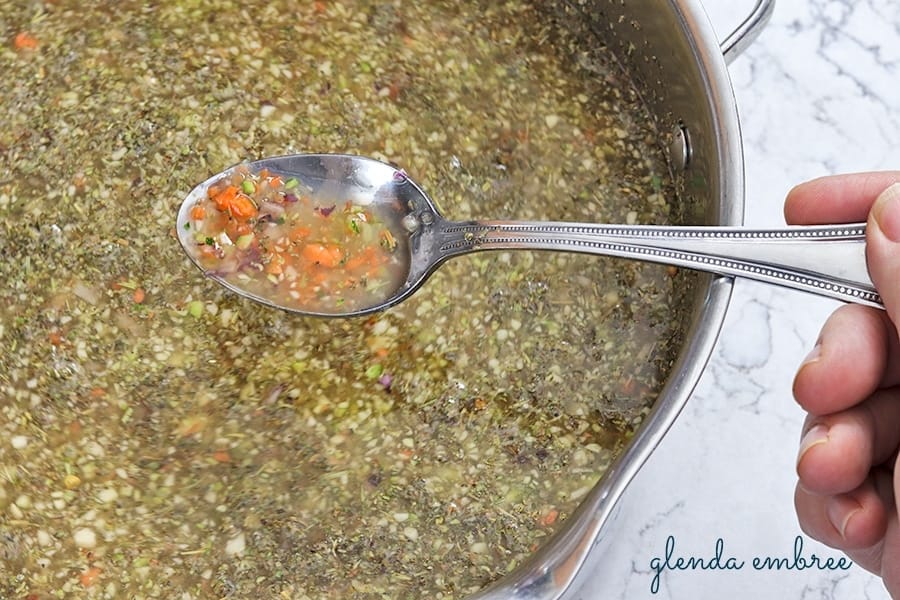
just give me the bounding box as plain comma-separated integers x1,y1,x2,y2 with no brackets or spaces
789,172,900,594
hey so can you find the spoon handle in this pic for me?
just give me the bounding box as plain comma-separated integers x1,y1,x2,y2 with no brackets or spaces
437,221,881,308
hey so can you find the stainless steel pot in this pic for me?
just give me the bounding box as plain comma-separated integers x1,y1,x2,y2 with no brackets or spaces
474,1,774,598
0,1,772,596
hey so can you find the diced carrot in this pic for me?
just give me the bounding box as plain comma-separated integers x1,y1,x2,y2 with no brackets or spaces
80,567,101,587
539,508,559,527
212,185,240,211
344,254,366,273
212,450,231,463
311,271,329,285
132,288,145,304
268,175,283,188
190,205,206,220
302,243,343,268
344,246,381,271
210,185,257,220
14,32,39,50
228,193,257,220
343,253,367,272
225,220,252,241
289,226,312,241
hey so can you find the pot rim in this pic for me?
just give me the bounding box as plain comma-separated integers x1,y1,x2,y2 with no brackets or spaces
469,0,756,598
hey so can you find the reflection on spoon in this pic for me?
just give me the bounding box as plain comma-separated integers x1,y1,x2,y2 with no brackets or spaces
176,153,881,317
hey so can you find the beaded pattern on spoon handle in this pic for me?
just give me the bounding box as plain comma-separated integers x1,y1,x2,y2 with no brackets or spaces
437,222,882,308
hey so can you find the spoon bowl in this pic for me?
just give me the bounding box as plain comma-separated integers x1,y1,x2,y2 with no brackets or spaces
177,153,882,316
177,154,421,316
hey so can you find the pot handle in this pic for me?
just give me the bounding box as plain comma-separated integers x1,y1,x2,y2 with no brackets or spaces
721,0,776,64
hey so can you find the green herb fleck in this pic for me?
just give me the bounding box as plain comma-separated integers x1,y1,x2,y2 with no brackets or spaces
187,300,204,318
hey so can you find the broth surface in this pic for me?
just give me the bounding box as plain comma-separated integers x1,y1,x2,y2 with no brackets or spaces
1,1,690,598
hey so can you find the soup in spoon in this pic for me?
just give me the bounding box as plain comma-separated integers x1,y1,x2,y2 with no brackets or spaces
182,163,406,315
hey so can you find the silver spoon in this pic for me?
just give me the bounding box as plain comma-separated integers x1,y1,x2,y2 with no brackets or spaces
176,153,880,317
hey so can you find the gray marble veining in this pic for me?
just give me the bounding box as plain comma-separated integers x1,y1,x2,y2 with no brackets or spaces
575,1,899,598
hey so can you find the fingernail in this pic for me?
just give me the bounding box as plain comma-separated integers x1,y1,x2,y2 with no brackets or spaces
801,342,822,367
871,182,900,243
827,495,862,540
797,423,829,466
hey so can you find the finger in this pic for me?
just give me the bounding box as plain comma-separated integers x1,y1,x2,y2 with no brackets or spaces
884,466,900,593
793,304,898,415
868,183,900,330
785,171,900,225
881,523,900,596
794,470,891,559
796,388,900,494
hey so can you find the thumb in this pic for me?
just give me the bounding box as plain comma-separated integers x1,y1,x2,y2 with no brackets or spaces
867,182,900,322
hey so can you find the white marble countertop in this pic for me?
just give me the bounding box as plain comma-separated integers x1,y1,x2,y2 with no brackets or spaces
576,1,899,598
